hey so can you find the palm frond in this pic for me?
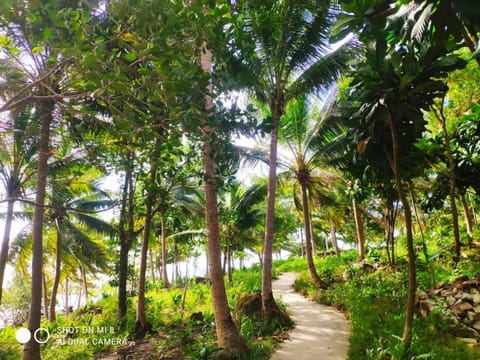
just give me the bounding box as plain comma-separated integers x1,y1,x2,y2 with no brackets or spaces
288,38,359,99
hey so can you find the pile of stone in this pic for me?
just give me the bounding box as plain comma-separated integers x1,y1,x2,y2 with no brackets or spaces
417,275,480,345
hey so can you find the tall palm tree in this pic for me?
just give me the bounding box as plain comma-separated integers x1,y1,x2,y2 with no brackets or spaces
230,0,355,314
0,106,39,305
46,165,113,322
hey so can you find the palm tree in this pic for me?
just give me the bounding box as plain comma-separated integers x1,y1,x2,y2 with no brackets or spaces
219,180,267,283
0,106,39,305
46,165,112,322
230,0,355,314
200,39,247,356
277,96,343,286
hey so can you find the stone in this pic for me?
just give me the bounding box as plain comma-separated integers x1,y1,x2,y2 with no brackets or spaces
474,321,480,331
453,301,473,316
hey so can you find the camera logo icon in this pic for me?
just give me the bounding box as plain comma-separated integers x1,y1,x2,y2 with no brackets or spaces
16,328,50,344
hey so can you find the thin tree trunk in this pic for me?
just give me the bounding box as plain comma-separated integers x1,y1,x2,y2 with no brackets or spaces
65,277,69,317
352,198,365,261
300,182,325,288
160,213,169,288
201,41,246,356
468,192,478,226
0,199,15,305
118,155,133,323
309,210,317,257
330,218,340,256
136,165,155,339
49,225,62,322
437,107,461,262
262,91,283,315
460,193,473,247
76,285,82,310
226,240,233,285
81,266,88,305
42,271,48,320
149,248,156,284
23,102,52,360
299,226,304,257
389,118,416,353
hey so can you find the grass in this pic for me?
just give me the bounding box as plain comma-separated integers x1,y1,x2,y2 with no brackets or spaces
290,249,480,360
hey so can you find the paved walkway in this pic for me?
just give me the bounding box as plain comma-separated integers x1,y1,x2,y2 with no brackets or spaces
270,273,350,360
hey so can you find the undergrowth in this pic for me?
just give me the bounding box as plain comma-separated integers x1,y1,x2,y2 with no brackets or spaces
291,250,479,360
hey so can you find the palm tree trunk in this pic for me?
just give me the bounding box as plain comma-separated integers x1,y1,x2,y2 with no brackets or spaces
300,182,325,288
460,193,473,246
42,271,49,320
118,155,133,323
0,198,15,305
437,109,461,262
330,218,340,256
262,93,282,315
81,266,88,305
352,198,365,261
23,102,52,360
389,118,416,353
136,166,155,338
65,277,69,317
226,240,233,285
49,226,62,322
160,213,169,288
201,41,246,356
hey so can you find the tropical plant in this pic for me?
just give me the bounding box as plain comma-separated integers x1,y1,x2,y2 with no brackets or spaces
229,0,355,315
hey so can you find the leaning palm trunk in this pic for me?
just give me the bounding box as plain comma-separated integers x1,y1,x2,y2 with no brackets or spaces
49,226,62,322
300,182,326,288
200,42,246,356
460,194,473,246
0,198,15,305
330,218,340,256
23,102,53,360
160,213,169,288
352,198,365,261
388,118,416,353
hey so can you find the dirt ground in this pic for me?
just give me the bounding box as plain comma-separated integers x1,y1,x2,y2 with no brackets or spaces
270,273,350,360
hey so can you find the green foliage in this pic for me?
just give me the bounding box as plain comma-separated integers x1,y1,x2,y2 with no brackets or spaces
0,327,21,360
292,251,479,360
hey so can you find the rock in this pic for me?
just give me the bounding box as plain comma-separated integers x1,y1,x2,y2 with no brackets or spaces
466,311,480,322
474,321,480,331
446,296,456,306
462,280,479,292
418,300,434,318
342,270,352,281
453,276,470,290
189,311,204,323
453,301,473,316
471,288,480,295
473,294,480,305
473,305,480,313
352,261,375,274
416,290,428,301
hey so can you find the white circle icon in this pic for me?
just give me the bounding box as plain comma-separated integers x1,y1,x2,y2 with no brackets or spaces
15,328,31,344
33,328,50,344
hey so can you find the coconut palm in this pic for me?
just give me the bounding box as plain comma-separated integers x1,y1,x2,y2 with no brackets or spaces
46,164,113,321
0,106,39,305
219,179,267,283
229,0,355,314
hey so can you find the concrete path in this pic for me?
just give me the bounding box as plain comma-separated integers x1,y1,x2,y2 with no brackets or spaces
270,273,350,360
